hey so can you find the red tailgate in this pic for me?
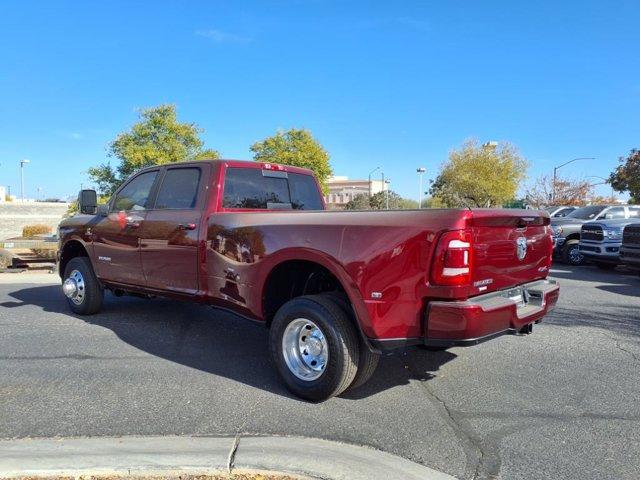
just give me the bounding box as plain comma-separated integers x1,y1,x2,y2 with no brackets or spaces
469,210,553,294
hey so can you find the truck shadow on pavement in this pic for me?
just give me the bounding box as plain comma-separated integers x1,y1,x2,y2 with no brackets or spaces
1,284,457,401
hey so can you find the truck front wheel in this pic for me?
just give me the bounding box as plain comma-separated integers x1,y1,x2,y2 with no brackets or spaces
269,295,359,401
562,239,585,266
62,257,104,315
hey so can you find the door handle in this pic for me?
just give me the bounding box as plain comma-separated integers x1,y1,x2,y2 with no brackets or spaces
178,223,197,231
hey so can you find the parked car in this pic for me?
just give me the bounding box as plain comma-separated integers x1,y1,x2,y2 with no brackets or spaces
620,223,640,273
578,218,640,269
551,205,640,265
544,205,577,218
57,160,559,401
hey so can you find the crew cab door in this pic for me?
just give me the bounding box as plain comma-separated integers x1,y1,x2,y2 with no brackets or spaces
139,165,207,295
92,169,160,285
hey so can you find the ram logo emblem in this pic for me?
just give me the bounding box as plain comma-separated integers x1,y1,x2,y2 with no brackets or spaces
516,237,528,261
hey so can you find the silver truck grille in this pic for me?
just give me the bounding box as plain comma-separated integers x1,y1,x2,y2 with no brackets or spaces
581,225,603,242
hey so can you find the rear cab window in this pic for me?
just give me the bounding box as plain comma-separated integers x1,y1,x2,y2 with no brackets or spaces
154,167,201,209
222,166,323,210
628,206,640,218
605,207,626,219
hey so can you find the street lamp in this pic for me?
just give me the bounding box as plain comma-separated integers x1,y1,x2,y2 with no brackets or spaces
587,175,614,200
20,159,30,202
385,179,390,209
417,167,426,208
552,157,594,202
368,166,380,197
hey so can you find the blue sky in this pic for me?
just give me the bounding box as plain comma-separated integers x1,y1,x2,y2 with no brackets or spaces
1,0,638,201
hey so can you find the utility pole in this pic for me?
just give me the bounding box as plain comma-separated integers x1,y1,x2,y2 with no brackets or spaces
20,159,30,202
417,167,426,208
552,157,594,202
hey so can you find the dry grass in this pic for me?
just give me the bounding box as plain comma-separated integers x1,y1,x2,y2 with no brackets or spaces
30,248,57,259
21,224,53,239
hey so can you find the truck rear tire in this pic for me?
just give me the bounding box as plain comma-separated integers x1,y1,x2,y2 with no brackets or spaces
318,292,380,391
269,294,359,401
562,239,585,266
62,257,104,315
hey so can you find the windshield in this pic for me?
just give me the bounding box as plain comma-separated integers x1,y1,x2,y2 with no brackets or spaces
544,206,558,213
566,205,606,220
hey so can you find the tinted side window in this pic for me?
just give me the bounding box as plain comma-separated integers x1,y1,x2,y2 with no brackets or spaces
112,171,158,211
223,168,290,209
289,173,323,210
628,207,640,218
155,168,201,209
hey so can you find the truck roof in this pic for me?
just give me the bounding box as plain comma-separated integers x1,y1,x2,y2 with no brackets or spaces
135,159,316,176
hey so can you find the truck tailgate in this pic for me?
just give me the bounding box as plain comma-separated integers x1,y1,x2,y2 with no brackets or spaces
469,210,553,293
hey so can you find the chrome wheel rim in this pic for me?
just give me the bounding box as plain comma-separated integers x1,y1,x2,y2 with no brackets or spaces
63,269,86,305
569,245,583,264
282,318,329,381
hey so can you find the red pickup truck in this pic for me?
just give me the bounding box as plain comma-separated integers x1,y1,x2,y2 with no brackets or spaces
58,160,559,401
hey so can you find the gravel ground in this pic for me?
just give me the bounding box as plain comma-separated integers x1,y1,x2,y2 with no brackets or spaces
1,266,638,480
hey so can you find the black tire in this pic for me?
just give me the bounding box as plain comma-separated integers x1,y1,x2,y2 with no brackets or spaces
269,294,359,401
595,262,616,270
63,257,103,315
561,239,585,266
319,292,380,391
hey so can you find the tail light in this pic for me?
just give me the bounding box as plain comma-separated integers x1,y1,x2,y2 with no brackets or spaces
262,163,286,171
431,229,473,286
546,225,554,267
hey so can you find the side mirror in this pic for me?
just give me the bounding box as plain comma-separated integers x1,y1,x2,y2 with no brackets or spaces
97,204,109,216
78,189,97,215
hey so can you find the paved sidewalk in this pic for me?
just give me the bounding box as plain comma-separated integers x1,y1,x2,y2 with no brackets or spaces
0,272,58,284
0,435,455,480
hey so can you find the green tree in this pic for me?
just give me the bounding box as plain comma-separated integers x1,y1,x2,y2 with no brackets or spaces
344,193,371,210
609,149,640,203
344,191,416,210
370,190,404,210
421,196,445,208
429,139,528,208
89,104,219,195
250,128,332,192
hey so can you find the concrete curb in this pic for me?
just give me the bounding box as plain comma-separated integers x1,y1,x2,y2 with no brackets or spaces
0,435,456,480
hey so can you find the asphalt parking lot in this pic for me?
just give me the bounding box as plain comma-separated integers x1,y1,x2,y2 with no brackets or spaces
1,266,639,480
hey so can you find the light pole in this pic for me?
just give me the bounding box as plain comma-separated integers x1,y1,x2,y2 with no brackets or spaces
587,175,614,200
385,179,390,209
20,159,30,202
368,166,380,197
552,157,594,202
417,167,426,208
